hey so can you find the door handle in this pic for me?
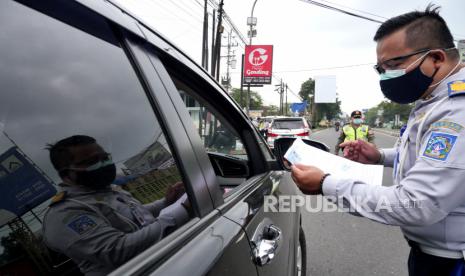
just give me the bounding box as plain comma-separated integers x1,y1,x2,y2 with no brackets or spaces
252,224,282,266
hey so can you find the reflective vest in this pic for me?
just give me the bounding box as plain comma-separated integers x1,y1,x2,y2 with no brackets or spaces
342,124,369,142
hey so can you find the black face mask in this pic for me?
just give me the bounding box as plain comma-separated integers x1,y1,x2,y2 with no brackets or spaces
380,58,439,104
72,163,116,189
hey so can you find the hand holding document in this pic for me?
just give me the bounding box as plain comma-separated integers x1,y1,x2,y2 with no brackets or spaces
284,138,383,186
159,193,188,216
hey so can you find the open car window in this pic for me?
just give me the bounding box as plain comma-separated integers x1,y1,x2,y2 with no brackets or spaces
160,72,251,196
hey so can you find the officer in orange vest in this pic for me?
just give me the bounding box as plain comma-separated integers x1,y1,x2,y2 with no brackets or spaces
334,110,374,154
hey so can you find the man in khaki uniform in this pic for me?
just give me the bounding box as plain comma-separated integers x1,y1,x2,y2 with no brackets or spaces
334,110,374,154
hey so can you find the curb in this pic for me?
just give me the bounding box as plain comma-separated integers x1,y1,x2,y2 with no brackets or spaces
373,128,400,137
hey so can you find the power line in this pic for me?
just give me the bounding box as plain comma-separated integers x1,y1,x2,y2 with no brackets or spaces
164,0,203,24
271,74,302,101
316,0,388,20
299,0,383,24
179,0,206,18
192,0,208,9
208,0,248,46
301,0,464,42
149,1,204,35
273,62,374,73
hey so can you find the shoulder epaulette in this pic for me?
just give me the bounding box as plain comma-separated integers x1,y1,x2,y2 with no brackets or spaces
49,191,67,206
447,80,465,98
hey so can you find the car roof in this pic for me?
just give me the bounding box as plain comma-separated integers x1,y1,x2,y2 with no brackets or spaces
273,117,304,121
76,0,235,106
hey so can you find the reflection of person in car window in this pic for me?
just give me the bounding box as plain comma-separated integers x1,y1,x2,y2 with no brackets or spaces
208,124,236,154
42,135,190,275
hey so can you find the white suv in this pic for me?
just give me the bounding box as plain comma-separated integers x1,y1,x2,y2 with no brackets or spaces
267,117,311,148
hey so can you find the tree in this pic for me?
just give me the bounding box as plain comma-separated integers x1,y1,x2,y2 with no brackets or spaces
0,233,26,265
298,78,315,101
230,88,263,110
316,100,342,122
262,105,279,116
364,101,413,127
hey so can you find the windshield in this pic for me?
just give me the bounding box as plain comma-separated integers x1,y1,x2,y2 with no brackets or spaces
272,119,305,129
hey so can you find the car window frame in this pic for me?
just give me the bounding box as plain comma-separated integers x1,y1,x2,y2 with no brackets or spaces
3,0,221,274
140,34,275,205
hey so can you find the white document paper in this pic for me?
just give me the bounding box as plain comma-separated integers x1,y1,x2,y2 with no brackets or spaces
159,193,187,216
284,138,384,186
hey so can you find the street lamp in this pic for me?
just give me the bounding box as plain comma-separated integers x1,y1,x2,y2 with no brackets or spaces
245,0,258,116
308,95,315,127
247,0,258,45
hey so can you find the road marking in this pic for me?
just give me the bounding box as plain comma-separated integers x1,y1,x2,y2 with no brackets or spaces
373,130,399,138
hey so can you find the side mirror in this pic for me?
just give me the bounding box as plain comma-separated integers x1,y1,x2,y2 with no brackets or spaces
273,137,330,170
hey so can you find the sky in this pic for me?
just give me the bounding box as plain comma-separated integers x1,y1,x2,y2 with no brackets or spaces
114,0,465,115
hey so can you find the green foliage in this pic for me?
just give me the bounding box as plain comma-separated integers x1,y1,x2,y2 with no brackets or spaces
230,88,263,109
364,101,413,127
0,233,26,265
298,78,315,101
263,105,280,116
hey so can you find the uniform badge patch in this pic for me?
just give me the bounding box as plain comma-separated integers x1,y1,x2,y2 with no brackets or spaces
67,215,97,235
447,80,465,97
430,120,464,133
422,132,458,161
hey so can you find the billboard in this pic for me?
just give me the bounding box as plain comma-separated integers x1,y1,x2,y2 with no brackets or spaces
0,147,56,226
315,75,337,103
243,45,273,85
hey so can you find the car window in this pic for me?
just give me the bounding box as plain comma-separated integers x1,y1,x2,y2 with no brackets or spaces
0,1,190,274
272,119,305,129
157,67,252,195
173,80,247,159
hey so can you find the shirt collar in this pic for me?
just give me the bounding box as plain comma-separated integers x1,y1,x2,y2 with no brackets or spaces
415,66,465,109
59,182,112,196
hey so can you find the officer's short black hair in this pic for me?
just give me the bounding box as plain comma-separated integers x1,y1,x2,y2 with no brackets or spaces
46,135,96,177
373,4,458,60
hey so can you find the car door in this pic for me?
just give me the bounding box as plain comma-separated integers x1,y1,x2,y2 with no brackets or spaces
0,1,224,275
0,1,262,275
106,23,259,276
143,26,303,275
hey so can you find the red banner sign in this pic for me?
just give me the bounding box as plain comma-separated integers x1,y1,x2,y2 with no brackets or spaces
243,45,273,85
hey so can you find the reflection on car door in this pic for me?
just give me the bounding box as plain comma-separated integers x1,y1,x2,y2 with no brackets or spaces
218,172,301,276
147,38,300,274
119,26,259,276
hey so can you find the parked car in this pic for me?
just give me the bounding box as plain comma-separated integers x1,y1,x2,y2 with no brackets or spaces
0,1,307,275
267,117,312,149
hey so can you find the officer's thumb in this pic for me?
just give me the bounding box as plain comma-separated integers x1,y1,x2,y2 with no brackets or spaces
293,163,312,171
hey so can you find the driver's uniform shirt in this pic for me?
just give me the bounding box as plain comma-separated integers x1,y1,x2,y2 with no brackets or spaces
42,183,189,275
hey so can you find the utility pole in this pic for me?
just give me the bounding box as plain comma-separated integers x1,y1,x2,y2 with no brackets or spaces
275,79,283,115
280,80,284,115
246,0,258,117
221,29,238,92
211,0,224,80
285,83,288,116
311,95,316,127
240,54,245,108
210,9,216,76
201,0,209,70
